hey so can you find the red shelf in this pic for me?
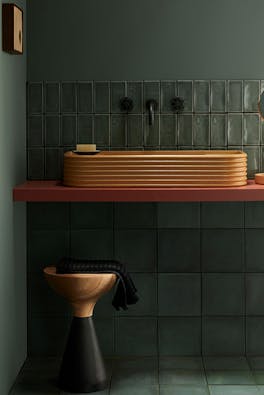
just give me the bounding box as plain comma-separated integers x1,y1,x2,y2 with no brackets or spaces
12,180,264,202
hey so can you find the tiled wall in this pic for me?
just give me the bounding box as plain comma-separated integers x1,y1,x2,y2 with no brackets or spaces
28,201,264,357
27,80,264,179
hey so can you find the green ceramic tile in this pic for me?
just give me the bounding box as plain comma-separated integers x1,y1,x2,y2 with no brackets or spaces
144,114,159,146
111,115,126,147
247,317,264,355
61,82,76,113
77,81,93,113
160,114,177,146
45,148,61,179
210,115,227,147
115,230,156,272
261,147,264,172
211,81,226,113
23,357,61,372
161,81,176,113
178,81,193,112
243,114,260,145
28,148,45,179
143,81,160,112
245,202,264,227
158,229,200,272
201,229,243,272
115,202,156,228
227,114,243,145
93,288,114,318
94,81,110,113
45,116,60,147
159,357,203,371
160,386,209,395
45,82,60,114
203,274,244,316
244,80,260,112
206,370,255,385
261,123,264,145
127,115,143,147
243,146,260,178
28,202,69,230
203,317,245,356
252,371,264,385
246,274,264,315
94,318,114,356
249,357,264,370
77,115,93,144
194,81,210,113
28,116,43,147
193,115,210,146
111,81,126,113
94,115,110,146
118,273,157,316
71,202,113,229
228,80,243,112
70,229,113,260
157,202,200,228
110,386,158,395
245,230,264,271
27,230,69,273
201,202,244,228
28,82,43,114
61,115,76,146
178,114,193,146
209,385,259,395
115,317,157,356
127,81,143,113
158,274,201,316
204,357,250,371
159,370,206,385
159,317,201,356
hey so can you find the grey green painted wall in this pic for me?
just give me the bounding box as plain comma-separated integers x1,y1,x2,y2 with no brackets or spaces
0,1,27,393
28,0,264,81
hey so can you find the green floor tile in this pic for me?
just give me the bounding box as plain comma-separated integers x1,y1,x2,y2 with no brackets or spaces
159,369,206,385
248,357,264,370
206,370,255,385
110,385,159,395
160,385,209,395
208,385,259,395
159,357,203,370
203,357,250,371
253,371,264,384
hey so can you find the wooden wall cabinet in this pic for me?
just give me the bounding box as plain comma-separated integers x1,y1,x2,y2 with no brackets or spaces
2,3,23,54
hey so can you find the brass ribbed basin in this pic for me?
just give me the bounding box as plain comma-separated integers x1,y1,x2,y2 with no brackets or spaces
63,150,247,188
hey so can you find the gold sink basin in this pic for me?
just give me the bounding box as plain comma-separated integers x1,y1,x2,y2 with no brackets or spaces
63,150,247,188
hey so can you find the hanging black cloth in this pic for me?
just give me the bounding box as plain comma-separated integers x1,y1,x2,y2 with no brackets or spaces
56,257,139,311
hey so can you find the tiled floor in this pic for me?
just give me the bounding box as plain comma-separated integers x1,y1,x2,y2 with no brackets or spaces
10,356,264,395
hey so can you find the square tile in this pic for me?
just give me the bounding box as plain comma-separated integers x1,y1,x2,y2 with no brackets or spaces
94,81,110,113
252,371,264,385
158,229,200,272
157,202,200,228
77,115,93,144
246,274,264,315
209,385,259,395
206,370,254,385
201,202,244,228
111,81,126,113
160,386,209,395
193,115,210,146
159,317,201,356
158,274,201,316
127,81,143,113
28,116,43,147
194,81,210,113
77,82,93,113
201,229,244,272
244,80,260,112
159,370,206,386
227,114,243,145
94,318,114,356
203,317,245,356
203,274,244,316
115,317,157,356
61,115,76,146
245,202,264,227
159,357,203,371
178,81,193,112
247,317,264,355
45,148,61,179
210,115,227,147
111,115,126,147
160,115,177,146
114,202,156,228
243,114,260,145
115,230,156,272
71,229,113,260
245,230,264,272
243,146,260,178
203,357,250,371
248,357,264,370
61,82,76,113
178,114,193,146
144,114,159,146
28,148,45,180
211,81,226,113
28,202,69,230
70,202,113,229
143,81,160,112
28,82,43,114
161,81,176,113
45,82,60,113
94,115,110,146
127,115,143,147
45,116,60,147
228,80,243,112
111,386,158,395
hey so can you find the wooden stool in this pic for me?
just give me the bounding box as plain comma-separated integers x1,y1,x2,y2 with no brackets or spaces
44,266,116,393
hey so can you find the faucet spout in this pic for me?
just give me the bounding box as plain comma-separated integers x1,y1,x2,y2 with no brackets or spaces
146,99,158,126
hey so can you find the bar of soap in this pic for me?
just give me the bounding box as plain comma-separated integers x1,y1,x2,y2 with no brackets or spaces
255,173,264,184
76,144,96,152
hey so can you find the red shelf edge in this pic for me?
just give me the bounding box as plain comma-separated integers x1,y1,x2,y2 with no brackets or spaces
12,180,264,202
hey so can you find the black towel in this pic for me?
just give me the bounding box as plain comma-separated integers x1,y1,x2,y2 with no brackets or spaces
56,257,139,311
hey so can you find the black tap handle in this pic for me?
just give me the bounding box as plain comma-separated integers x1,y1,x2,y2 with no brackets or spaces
171,96,185,112
120,97,134,112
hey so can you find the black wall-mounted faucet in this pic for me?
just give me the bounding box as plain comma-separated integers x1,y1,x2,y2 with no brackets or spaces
146,99,158,126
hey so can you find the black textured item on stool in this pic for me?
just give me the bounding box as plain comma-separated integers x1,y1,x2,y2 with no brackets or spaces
56,257,139,310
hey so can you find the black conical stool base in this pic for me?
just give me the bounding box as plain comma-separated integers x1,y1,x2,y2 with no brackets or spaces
58,316,107,393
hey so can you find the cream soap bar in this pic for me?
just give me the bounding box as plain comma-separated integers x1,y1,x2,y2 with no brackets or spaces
76,144,96,152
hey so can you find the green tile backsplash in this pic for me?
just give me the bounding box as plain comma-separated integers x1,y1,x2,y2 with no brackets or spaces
27,80,264,179
27,202,264,358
